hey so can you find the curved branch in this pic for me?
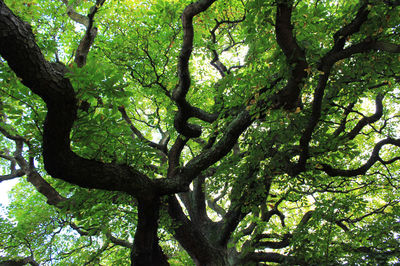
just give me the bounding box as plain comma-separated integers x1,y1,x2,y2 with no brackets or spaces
176,110,252,187
60,0,89,27
59,0,106,67
172,0,218,138
322,39,400,68
254,233,291,249
0,0,158,198
346,94,384,140
2,128,133,249
321,138,400,177
167,136,187,178
332,3,369,52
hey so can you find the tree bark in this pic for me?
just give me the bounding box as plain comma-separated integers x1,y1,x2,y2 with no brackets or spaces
131,197,169,266
167,196,236,265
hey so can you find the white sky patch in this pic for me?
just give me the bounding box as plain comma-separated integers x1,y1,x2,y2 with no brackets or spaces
0,179,18,207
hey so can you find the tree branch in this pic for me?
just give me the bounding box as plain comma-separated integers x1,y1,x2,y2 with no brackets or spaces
60,0,89,27
175,110,252,187
0,0,160,198
321,138,400,177
0,256,39,266
191,175,208,222
74,0,106,67
167,195,218,265
289,2,387,175
172,0,218,138
118,106,167,154
346,94,384,140
105,231,133,249
167,136,187,178
332,3,369,52
209,16,246,77
254,233,292,249
241,252,303,264
273,0,308,110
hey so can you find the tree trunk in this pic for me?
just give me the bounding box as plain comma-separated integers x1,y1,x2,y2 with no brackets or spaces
131,197,169,266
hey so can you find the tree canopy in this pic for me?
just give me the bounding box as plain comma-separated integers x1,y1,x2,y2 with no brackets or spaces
0,0,400,265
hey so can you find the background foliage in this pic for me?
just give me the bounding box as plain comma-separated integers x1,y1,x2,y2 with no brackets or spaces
1,0,400,265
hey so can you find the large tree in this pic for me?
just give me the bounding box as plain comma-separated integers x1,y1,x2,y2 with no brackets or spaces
1,0,400,264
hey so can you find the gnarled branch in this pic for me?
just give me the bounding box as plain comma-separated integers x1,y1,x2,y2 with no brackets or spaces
172,0,218,138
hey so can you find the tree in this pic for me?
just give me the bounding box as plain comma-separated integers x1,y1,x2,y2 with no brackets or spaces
0,0,400,264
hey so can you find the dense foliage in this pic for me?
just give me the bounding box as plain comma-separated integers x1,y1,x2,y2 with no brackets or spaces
1,0,400,265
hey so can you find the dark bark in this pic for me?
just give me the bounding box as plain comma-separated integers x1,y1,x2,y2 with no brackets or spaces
167,196,230,265
289,3,386,176
74,0,106,67
119,106,168,154
0,256,38,266
346,94,384,140
176,110,252,186
0,0,161,198
131,197,169,266
274,0,308,110
173,0,218,138
240,252,305,265
321,138,400,177
0,3,173,264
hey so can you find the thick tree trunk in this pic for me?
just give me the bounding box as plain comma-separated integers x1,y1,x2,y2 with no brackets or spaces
167,196,240,265
131,197,169,266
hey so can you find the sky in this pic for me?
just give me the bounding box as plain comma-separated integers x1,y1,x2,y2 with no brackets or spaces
0,179,18,206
